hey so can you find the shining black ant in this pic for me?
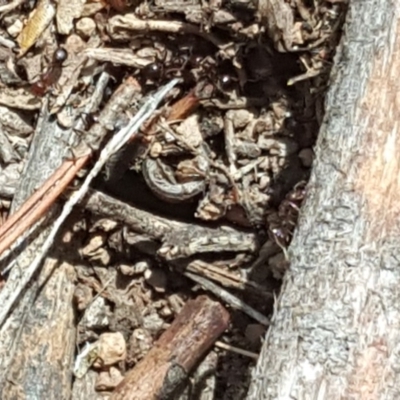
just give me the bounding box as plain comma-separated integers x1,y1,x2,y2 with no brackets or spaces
30,47,68,96
139,47,237,97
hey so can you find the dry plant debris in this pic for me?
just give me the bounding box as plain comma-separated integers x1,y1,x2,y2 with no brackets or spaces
0,0,347,398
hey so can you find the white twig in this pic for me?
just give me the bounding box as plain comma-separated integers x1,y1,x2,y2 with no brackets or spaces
215,341,259,360
0,78,180,327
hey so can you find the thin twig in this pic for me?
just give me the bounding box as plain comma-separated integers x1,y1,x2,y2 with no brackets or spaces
0,161,74,243
83,188,258,256
0,157,88,258
184,259,273,298
184,271,270,326
215,341,259,360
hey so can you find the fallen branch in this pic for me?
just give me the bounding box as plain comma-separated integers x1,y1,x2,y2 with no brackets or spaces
112,295,230,400
82,188,258,257
247,1,400,398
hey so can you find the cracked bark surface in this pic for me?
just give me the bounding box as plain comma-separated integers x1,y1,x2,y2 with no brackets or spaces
247,1,400,398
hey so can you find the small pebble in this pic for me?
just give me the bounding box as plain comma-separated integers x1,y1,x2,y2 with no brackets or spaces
95,367,123,391
76,17,96,38
119,260,150,276
93,332,126,368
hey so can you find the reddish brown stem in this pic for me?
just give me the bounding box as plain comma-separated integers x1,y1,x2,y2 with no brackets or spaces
112,295,230,400
0,156,89,256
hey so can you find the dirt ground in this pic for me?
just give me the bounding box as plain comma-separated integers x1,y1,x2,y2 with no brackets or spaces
0,0,347,398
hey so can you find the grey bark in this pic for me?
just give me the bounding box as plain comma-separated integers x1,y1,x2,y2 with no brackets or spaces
247,1,400,398
0,105,76,399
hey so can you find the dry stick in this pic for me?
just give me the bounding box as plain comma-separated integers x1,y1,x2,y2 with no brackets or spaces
0,73,112,400
83,190,263,296
0,160,74,242
0,74,109,395
0,78,180,327
112,295,230,400
109,16,226,49
184,271,270,326
184,259,273,298
83,188,258,255
0,158,88,257
166,90,199,121
83,48,152,69
77,76,142,153
249,3,399,398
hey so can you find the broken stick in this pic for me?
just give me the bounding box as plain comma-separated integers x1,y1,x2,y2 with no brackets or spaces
112,295,230,400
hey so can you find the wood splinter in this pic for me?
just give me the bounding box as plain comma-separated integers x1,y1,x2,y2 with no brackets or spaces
112,295,230,400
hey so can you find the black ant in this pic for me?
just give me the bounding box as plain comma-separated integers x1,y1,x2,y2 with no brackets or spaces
141,61,165,82
30,47,68,97
140,48,237,96
140,49,193,85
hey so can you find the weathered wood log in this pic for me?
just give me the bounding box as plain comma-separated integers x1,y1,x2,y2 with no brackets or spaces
0,74,133,398
0,107,77,398
2,259,76,399
247,1,400,398
112,295,230,400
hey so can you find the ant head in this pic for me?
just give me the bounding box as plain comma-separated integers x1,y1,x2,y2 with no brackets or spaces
53,48,68,64
141,61,164,83
218,74,235,91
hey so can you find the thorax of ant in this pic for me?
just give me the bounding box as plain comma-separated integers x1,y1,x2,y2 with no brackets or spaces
30,47,68,97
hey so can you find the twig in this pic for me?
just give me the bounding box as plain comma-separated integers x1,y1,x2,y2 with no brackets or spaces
82,188,258,256
112,295,229,400
76,76,142,153
109,16,227,49
166,90,199,121
184,259,273,299
215,341,259,360
184,271,270,326
0,78,180,327
0,157,88,259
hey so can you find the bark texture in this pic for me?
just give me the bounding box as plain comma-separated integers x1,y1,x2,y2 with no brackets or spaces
247,1,400,398
0,106,76,398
